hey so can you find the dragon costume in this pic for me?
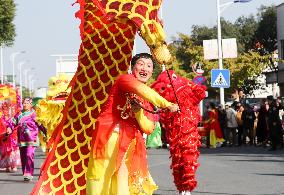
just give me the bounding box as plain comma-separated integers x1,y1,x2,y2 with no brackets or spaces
151,71,206,192
0,84,21,113
32,0,172,194
36,74,72,152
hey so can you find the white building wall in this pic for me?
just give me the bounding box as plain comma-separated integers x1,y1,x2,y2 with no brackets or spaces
34,87,47,98
277,3,284,96
55,59,78,76
247,74,280,99
51,54,78,76
277,3,284,61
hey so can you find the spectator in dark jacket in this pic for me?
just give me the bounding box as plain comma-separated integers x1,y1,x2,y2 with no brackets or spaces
218,104,227,144
241,104,256,145
256,99,269,146
267,99,284,151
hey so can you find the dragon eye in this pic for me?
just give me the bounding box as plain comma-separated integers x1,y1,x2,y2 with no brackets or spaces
172,74,177,79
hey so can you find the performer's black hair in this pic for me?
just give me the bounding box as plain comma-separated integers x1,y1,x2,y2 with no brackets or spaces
23,97,32,100
130,53,156,70
23,97,32,103
209,102,216,109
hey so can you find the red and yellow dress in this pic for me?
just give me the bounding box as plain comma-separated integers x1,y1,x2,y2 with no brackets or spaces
204,109,224,148
86,74,173,195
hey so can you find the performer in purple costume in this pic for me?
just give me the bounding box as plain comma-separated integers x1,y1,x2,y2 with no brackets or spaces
8,97,39,181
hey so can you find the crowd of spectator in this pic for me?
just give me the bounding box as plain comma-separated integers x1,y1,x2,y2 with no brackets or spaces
203,89,284,151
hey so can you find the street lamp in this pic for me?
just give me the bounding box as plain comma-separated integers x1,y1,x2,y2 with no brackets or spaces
216,0,251,106
28,74,35,97
30,79,37,98
23,68,34,97
10,51,25,87
24,68,34,89
17,60,29,98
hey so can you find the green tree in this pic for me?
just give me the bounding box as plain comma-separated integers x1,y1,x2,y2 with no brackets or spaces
169,34,271,98
190,5,277,55
235,15,258,52
191,25,217,46
22,86,31,98
170,4,279,98
0,0,16,47
191,19,239,45
191,18,258,54
254,5,277,54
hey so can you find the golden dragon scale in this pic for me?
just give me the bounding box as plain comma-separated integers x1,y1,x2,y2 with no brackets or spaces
32,0,166,194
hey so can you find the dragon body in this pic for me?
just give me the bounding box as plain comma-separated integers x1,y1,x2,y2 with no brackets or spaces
151,71,206,192
32,0,170,194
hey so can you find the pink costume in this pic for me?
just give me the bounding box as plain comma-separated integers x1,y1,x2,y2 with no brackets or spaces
0,103,21,170
12,109,39,177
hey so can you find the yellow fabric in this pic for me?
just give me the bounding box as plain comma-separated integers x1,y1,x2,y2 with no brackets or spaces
135,109,155,135
118,75,173,109
0,85,17,104
46,73,72,99
87,132,119,194
38,131,47,153
140,86,172,108
86,132,158,195
209,130,224,148
216,138,225,143
209,130,217,148
86,76,171,194
236,111,243,125
36,99,65,152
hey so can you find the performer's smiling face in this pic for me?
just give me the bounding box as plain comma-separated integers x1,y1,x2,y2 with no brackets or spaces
23,99,32,111
132,57,154,83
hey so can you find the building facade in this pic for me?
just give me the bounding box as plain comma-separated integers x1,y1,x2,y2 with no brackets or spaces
277,3,284,96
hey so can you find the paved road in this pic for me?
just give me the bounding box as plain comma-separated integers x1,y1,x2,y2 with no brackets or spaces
0,146,283,195
0,150,44,194
150,146,284,195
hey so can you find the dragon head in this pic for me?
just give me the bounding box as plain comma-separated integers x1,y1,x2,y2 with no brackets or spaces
151,70,206,107
46,74,72,100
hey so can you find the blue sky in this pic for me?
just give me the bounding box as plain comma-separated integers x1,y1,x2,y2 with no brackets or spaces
2,0,284,88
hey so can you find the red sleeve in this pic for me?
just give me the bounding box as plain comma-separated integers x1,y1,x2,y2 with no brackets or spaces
117,74,172,108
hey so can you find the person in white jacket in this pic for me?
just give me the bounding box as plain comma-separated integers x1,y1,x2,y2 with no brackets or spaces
225,103,238,146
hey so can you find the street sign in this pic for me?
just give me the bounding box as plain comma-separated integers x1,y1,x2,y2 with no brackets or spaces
222,38,237,58
211,69,230,88
193,75,207,86
203,39,218,60
192,62,204,75
203,38,238,59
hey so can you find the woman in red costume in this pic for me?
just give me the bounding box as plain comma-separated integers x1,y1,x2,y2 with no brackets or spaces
204,102,224,148
86,53,179,195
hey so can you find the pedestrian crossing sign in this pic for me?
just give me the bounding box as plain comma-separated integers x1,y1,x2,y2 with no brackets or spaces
211,69,230,88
